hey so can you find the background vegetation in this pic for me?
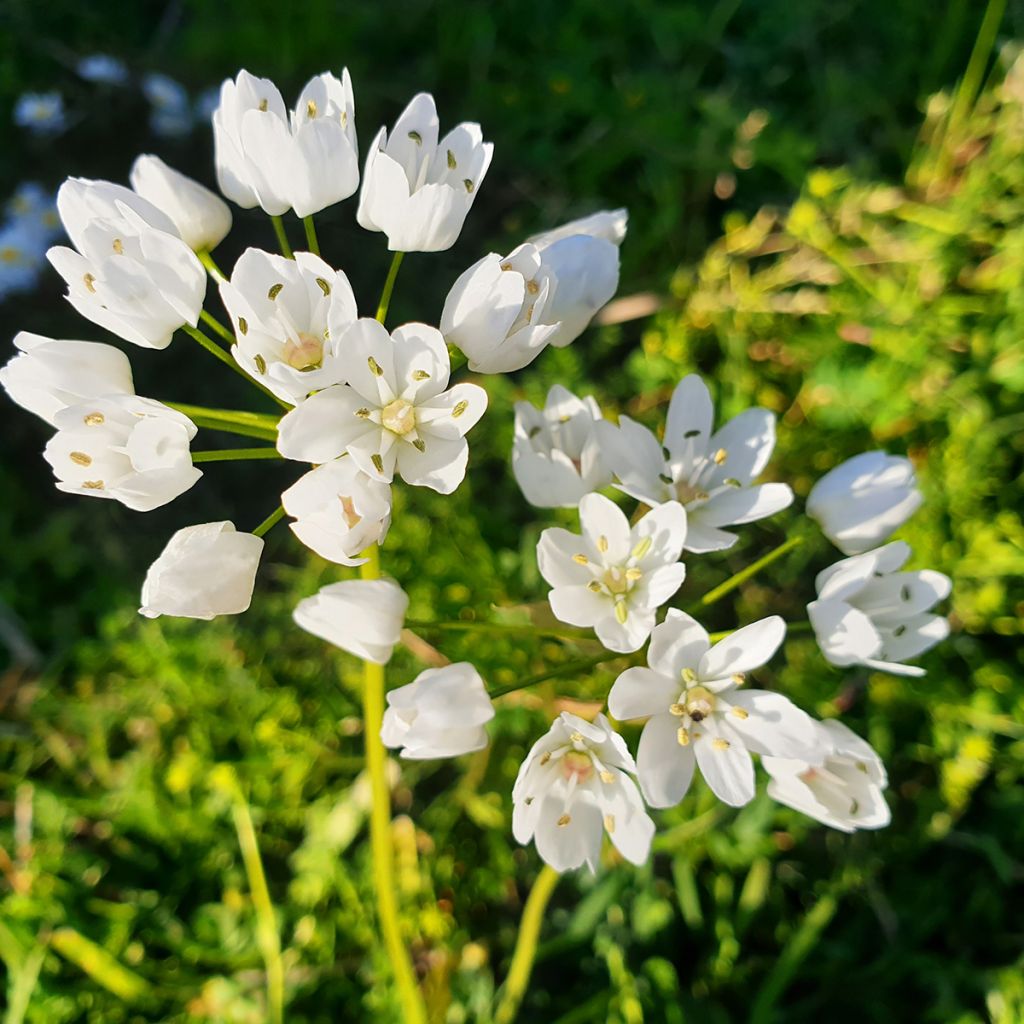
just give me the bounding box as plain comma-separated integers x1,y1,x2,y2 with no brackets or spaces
1,1,1022,1021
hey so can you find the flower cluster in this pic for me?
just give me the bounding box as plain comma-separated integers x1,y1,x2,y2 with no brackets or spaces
0,184,61,302
3,64,952,883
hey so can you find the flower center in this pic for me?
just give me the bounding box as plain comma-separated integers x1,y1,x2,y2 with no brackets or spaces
561,750,594,783
675,479,708,505
684,685,716,722
382,398,416,436
602,565,635,596
283,332,324,371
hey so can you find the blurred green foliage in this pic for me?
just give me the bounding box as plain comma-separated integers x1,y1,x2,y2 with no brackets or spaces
1,2,1023,1023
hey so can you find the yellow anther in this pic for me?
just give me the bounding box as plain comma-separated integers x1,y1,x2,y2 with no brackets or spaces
315,277,331,295
356,408,370,418
526,279,540,295
408,130,422,144
669,703,686,717
732,673,745,685
412,369,430,381
258,98,268,112
412,438,426,452
306,99,318,118
681,667,697,683
463,178,475,193
112,238,123,254
83,273,96,293
587,580,603,593
69,451,92,466
267,283,284,300
452,400,469,418
713,448,728,465
371,453,384,473
730,706,749,720
254,354,267,375
569,731,583,744
631,536,652,560
603,814,616,834
238,317,248,335
597,535,609,553
572,553,589,565
599,771,614,784
677,726,690,746
614,601,628,625
625,568,643,582
557,814,571,827
539,752,551,766
500,262,512,272
712,737,731,751
367,356,384,377
447,149,456,169
82,480,104,489
83,413,104,426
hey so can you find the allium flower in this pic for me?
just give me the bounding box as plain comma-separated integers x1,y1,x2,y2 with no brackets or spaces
218,247,358,404
608,611,821,808
293,578,408,665
130,155,232,252
277,318,488,494
6,183,61,244
599,374,794,553
77,55,129,85
807,451,922,555
381,662,494,759
142,73,192,137
512,711,654,873
807,541,950,677
440,209,624,372
512,385,612,508
528,208,628,249
357,92,492,252
139,522,264,619
213,70,360,218
763,719,890,832
0,224,45,300
281,457,391,565
14,92,67,136
537,493,687,653
1,332,134,425
44,395,201,511
46,178,206,350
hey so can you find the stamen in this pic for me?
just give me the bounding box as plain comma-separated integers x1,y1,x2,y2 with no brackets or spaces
412,439,426,452
463,178,475,193
681,667,697,683
69,452,92,466
367,356,384,377
83,413,104,426
238,317,249,335
669,703,686,717
677,726,690,746
614,601,628,625
82,480,104,489
258,98,268,112
316,277,331,295
254,354,267,375
356,408,370,418
572,554,589,565
599,771,614,784
732,673,745,684
631,536,652,560
712,737,731,751
603,814,615,834
683,429,701,438
408,130,422,144
569,731,583,744
713,448,728,465
307,99,317,118
452,400,469,418
83,273,96,293
371,453,384,473
267,283,284,300
624,568,642,582
412,369,430,381
539,752,551,766
587,580,602,593
112,238,123,254
597,535,609,553
557,814,571,827
447,149,456,169
526,279,540,295
730,707,749,720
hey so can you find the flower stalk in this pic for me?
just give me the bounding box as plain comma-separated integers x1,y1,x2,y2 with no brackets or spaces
191,447,283,463
181,324,290,409
375,251,405,324
302,215,320,256
270,215,294,259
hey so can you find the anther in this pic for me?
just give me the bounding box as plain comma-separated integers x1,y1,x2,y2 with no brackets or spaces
557,814,571,827
408,130,422,144
713,448,727,465
681,667,697,683
712,737,731,751
614,601,628,625
83,413,104,426
669,703,686,717
367,356,384,377
82,480,104,489
69,451,92,466
599,771,614,784
573,554,589,565
452,400,469,418
83,273,96,293
463,178,474,193
597,535,609,553
603,814,616,834
371,453,384,473
112,238,123,254
731,707,749,720
254,354,267,375
631,536,652,560
677,727,690,746
316,277,331,295
412,369,430,381
412,439,426,452
267,283,284,300
239,317,249,335
307,99,317,118
587,581,602,593
447,149,456,169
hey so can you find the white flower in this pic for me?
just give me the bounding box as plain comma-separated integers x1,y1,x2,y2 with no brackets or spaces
807,541,950,677
218,247,358,404
608,610,821,808
381,662,494,759
763,719,890,833
1,331,134,425
806,451,923,555
511,385,612,508
43,395,201,511
213,69,359,218
357,92,492,252
277,318,488,495
598,374,794,553
512,711,654,873
528,208,628,249
77,55,129,85
142,73,192,137
130,155,232,252
139,522,263,620
440,211,623,371
46,177,206,350
281,457,391,566
6,183,61,245
14,92,67,136
537,493,687,653
293,578,408,665
0,223,45,300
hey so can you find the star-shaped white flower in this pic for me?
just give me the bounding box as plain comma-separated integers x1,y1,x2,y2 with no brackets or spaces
512,712,655,873
537,493,687,653
276,318,487,495
608,610,821,808
598,374,793,552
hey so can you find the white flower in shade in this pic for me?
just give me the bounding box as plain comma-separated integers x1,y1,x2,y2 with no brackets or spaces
357,92,492,252
77,55,129,85
608,610,821,808
537,493,687,653
43,395,201,511
213,69,359,218
512,711,654,873
598,374,794,553
130,155,232,251
807,541,950,677
142,73,192,137
293,578,408,665
1,332,134,425
512,386,612,508
381,662,494,759
807,451,923,555
14,92,67,136
46,178,206,350
439,211,623,372
281,457,391,566
276,318,488,494
218,247,358,404
763,719,890,833
139,521,263,620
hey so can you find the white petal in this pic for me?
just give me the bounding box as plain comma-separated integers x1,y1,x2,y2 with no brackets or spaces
693,718,755,807
698,616,786,680
646,609,711,678
607,667,679,721
579,492,631,563
637,713,696,808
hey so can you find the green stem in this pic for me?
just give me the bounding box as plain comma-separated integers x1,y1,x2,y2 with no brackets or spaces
200,309,235,345
404,619,595,643
949,0,1006,132
181,324,291,410
359,544,428,1024
191,447,283,464
230,790,285,1024
253,505,286,538
271,215,294,259
181,416,278,442
197,249,226,282
302,215,320,256
376,251,405,324
494,865,560,1024
694,535,805,610
165,403,281,429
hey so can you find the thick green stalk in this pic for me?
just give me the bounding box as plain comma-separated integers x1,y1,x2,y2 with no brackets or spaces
271,215,294,259
494,866,560,1024
358,544,428,1024
303,215,320,256
253,505,286,538
191,447,283,464
197,249,226,281
694,535,805,610
375,252,405,324
200,309,235,345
